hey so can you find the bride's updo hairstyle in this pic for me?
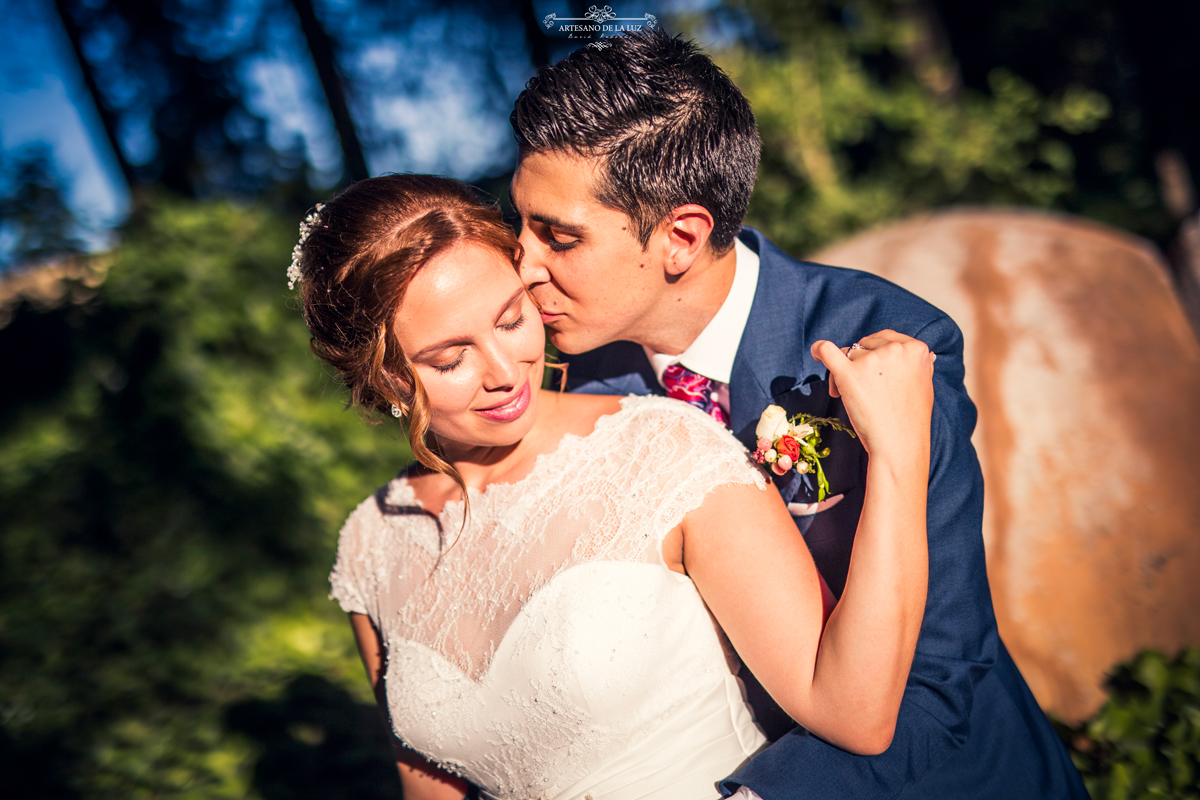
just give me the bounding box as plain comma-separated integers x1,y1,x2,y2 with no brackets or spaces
295,174,522,494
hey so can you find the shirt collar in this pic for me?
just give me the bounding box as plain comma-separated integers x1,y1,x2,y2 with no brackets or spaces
644,237,760,386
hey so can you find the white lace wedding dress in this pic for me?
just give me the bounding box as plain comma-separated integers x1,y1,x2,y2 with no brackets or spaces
330,396,769,800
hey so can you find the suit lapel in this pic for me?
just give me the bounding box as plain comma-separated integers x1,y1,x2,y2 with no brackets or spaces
728,230,804,503
729,229,815,432
730,229,859,506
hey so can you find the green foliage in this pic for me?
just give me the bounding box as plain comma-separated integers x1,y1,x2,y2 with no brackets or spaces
0,198,407,797
1062,648,1200,799
708,0,1112,256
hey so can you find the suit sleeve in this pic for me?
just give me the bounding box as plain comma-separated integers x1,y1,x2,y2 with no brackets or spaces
722,313,995,797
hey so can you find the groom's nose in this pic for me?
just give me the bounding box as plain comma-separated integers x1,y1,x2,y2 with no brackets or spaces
517,229,551,288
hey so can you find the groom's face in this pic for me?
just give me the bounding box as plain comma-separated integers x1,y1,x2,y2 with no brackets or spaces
511,151,667,355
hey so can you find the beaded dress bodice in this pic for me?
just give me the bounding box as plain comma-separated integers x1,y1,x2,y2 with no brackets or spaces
330,396,769,800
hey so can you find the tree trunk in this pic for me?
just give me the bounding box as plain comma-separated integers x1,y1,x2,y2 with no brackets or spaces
900,0,962,101
289,0,370,183
517,0,551,69
1155,149,1200,338
51,0,137,192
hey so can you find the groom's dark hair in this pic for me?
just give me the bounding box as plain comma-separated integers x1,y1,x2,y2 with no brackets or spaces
511,28,760,253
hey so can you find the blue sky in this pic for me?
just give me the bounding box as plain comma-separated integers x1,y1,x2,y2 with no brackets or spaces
0,0,534,247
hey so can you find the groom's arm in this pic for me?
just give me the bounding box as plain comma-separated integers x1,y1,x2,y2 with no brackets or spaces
723,313,994,797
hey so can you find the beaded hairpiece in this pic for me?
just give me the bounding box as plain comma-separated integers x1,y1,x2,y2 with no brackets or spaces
287,204,324,290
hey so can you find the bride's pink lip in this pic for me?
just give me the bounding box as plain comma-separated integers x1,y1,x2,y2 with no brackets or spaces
475,381,531,422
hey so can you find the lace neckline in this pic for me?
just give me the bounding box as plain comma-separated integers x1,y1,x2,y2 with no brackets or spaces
398,395,646,520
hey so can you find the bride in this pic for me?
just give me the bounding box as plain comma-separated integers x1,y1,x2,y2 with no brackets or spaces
293,174,934,800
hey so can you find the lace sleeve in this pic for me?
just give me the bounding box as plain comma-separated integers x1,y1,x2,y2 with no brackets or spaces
328,496,377,616
620,397,768,542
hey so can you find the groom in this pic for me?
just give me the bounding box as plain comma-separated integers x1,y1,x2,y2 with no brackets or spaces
509,29,1086,799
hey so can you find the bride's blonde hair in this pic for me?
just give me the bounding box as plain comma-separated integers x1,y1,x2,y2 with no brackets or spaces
295,174,523,505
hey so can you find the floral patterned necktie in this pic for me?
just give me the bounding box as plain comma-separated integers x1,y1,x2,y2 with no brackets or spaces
662,363,728,426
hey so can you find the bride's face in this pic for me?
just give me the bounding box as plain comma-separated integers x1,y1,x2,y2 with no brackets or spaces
394,241,545,452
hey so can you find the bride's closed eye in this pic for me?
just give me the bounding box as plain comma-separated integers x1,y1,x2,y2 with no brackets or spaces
430,314,524,373
432,351,467,373
499,313,526,332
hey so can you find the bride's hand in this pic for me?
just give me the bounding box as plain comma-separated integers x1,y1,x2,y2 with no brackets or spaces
811,330,936,462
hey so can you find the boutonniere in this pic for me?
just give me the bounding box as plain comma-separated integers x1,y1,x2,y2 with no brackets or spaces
752,404,855,501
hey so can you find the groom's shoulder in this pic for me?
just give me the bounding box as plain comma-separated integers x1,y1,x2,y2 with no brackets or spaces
742,227,950,331
562,340,657,394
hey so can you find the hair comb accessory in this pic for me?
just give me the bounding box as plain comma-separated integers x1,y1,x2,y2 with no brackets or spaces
287,204,324,289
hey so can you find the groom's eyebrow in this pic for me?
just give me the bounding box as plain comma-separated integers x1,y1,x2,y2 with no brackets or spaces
528,212,586,236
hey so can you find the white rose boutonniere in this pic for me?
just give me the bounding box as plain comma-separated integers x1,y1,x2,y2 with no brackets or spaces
755,404,792,440
752,406,855,501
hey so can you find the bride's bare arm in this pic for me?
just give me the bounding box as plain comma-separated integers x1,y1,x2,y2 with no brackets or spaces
682,331,934,755
348,613,469,800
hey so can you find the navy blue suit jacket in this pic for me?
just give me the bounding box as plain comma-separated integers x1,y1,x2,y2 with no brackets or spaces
566,228,1086,799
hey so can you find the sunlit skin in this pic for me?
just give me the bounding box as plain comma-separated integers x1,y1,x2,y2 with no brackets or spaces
394,243,543,450
392,241,620,512
364,240,623,798
510,150,739,357
352,232,936,800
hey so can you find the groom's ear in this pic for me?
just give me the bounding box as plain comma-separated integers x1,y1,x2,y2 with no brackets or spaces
663,204,715,276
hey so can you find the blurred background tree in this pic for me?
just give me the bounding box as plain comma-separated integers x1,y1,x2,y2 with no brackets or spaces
697,0,1200,322
0,199,409,797
701,0,1173,254
1,0,1198,797
0,145,87,264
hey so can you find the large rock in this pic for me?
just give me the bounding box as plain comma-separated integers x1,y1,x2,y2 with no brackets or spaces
812,209,1200,722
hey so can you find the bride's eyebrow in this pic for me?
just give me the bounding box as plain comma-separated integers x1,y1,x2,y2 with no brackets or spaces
411,336,470,361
